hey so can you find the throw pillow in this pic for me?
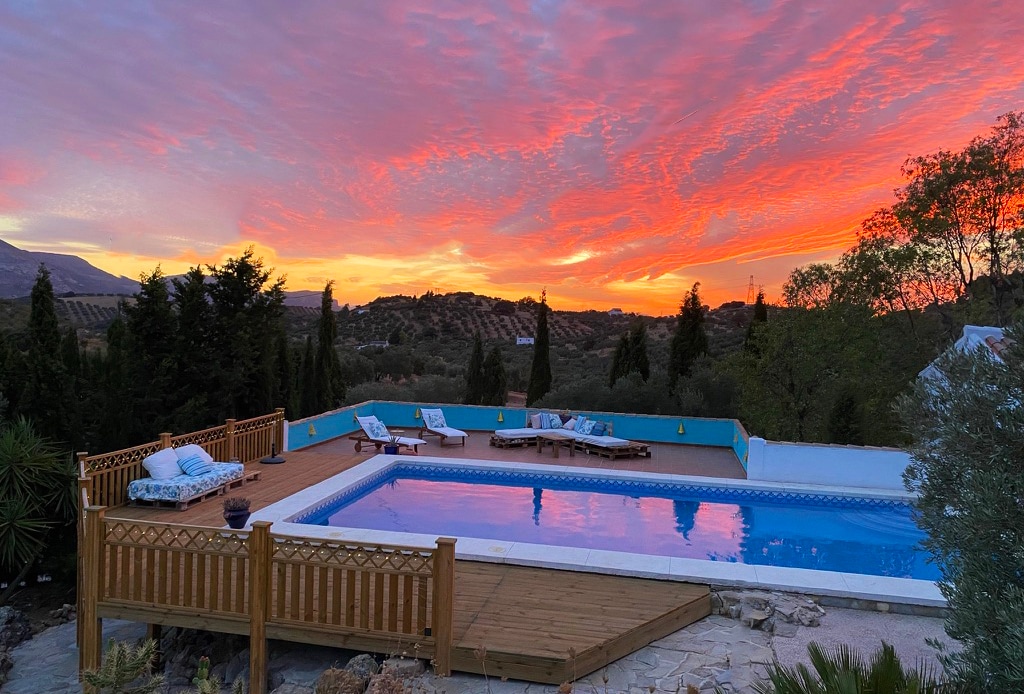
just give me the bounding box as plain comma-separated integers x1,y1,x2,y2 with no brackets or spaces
575,416,589,433
424,410,446,429
178,453,215,477
369,419,388,439
591,421,607,436
545,413,563,429
142,447,183,480
530,413,543,429
175,443,214,465
577,418,596,436
563,418,577,431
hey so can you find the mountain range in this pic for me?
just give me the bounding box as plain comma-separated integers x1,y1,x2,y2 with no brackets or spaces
0,238,139,298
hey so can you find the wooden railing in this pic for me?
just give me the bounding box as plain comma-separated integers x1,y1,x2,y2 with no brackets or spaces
77,409,285,509
81,508,455,694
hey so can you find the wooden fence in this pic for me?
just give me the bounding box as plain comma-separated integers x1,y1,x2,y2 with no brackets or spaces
77,411,286,675
80,508,455,694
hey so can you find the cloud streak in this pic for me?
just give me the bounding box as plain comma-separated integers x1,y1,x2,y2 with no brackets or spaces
0,0,1022,313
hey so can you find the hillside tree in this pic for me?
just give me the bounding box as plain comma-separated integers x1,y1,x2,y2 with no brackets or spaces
526,290,552,405
744,290,768,350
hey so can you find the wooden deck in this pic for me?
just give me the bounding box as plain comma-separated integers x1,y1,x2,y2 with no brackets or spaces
450,563,709,683
102,439,715,684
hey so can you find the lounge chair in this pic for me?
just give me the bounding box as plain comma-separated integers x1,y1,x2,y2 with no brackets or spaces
350,415,426,453
418,408,467,446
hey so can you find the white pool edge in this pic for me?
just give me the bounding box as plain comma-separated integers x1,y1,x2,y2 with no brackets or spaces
248,456,945,609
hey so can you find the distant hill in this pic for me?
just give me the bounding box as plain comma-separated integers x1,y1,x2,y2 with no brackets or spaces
0,238,139,298
337,292,755,356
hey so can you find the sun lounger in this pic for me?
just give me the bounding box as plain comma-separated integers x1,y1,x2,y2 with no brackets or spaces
418,408,468,446
350,415,426,453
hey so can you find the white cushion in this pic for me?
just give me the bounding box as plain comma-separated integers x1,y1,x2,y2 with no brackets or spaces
175,443,214,465
529,413,542,429
564,418,577,431
142,447,183,480
422,409,447,429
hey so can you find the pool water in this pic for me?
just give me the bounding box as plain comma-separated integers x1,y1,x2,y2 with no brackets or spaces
294,465,937,580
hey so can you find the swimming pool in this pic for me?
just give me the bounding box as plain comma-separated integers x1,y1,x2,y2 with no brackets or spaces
251,457,944,607
292,463,935,581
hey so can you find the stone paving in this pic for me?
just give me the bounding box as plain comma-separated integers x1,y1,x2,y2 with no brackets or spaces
4,609,951,693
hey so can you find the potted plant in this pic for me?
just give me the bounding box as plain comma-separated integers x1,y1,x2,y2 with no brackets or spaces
223,497,251,529
383,435,401,455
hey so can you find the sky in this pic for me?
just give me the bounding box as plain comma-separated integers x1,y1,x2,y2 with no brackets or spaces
1,2,1022,315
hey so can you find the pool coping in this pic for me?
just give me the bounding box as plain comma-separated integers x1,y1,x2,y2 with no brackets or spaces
248,456,945,609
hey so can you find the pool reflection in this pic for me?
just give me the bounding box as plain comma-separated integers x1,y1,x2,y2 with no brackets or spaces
310,475,937,580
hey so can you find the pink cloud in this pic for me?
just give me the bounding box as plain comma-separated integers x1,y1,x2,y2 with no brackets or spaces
0,1,1022,310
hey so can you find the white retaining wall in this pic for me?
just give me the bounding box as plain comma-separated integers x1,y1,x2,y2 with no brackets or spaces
746,437,911,491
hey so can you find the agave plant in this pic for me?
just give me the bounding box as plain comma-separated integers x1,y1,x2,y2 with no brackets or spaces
751,641,968,694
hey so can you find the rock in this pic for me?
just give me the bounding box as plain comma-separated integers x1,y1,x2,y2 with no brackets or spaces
382,656,425,678
0,648,13,687
225,649,249,683
46,603,75,625
773,621,799,638
344,653,380,682
270,684,315,694
741,608,771,630
0,608,31,650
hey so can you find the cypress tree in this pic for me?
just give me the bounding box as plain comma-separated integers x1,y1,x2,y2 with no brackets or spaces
298,335,317,418
463,333,485,405
629,319,651,381
481,346,508,407
20,265,67,441
526,290,552,406
60,327,84,450
124,267,176,431
169,267,214,430
609,333,630,388
668,283,708,392
314,281,344,411
744,289,768,351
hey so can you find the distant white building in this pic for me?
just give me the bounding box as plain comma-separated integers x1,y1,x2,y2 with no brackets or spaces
356,340,390,350
608,308,624,316
919,325,1011,381
516,336,535,345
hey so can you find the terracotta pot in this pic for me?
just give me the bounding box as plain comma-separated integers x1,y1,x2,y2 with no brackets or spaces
224,509,251,529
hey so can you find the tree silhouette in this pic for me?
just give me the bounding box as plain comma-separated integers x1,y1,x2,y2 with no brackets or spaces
526,290,551,405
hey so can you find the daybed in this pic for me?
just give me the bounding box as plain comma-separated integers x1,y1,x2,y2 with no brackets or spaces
350,415,426,453
127,443,261,510
489,411,650,458
418,408,468,446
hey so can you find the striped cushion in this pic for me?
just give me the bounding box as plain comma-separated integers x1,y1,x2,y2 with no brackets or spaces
178,453,215,477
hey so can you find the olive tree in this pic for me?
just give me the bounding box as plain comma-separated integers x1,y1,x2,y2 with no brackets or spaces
898,320,1024,688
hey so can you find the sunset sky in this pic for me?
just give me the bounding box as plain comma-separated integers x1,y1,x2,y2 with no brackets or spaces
1,2,1022,315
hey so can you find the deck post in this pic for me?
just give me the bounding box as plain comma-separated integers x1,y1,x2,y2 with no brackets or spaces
76,455,91,659
248,522,272,694
80,506,106,685
225,419,236,461
159,432,172,449
431,537,457,676
274,407,286,453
